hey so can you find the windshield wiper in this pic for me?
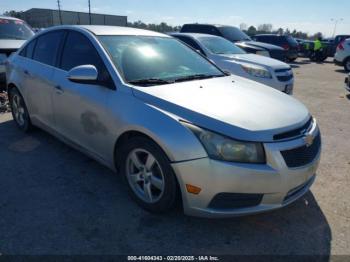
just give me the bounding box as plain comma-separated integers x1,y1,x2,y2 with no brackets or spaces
173,74,224,83
128,78,174,86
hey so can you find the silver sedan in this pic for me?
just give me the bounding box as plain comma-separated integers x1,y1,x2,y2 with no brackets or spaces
6,26,321,218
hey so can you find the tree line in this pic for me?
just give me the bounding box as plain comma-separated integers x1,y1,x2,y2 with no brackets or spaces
3,10,323,40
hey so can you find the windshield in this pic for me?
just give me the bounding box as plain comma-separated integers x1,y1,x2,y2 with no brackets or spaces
99,35,224,85
199,36,246,55
0,18,34,40
218,27,251,42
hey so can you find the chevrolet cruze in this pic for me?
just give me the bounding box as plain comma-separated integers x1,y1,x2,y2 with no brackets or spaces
5,26,321,218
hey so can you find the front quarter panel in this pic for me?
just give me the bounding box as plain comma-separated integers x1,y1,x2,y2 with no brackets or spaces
107,90,208,165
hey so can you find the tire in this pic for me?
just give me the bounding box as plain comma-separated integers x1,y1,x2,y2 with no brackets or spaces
344,57,350,72
118,136,178,213
8,87,33,132
288,58,297,62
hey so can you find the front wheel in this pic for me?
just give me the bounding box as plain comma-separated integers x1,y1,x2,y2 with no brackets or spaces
9,87,33,132
118,137,178,213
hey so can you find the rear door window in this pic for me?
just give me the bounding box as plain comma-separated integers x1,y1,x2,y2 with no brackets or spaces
33,31,64,66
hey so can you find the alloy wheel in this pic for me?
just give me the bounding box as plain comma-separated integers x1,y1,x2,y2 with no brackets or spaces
11,94,26,126
126,148,165,203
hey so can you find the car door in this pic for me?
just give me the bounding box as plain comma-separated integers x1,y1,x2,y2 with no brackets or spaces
22,31,64,127
52,30,115,159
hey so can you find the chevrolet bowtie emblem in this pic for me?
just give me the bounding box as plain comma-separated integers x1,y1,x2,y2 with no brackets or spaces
304,134,315,147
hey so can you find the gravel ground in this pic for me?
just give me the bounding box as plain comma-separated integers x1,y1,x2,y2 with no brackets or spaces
0,59,349,256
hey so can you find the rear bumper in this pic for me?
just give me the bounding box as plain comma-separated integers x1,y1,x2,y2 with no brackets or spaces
334,59,343,66
286,50,298,60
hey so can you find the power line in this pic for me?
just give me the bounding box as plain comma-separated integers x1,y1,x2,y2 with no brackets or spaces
88,0,91,25
57,0,63,25
331,18,343,38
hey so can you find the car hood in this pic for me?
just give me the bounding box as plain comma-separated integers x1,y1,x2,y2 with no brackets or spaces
239,41,284,51
215,53,290,70
0,39,26,50
132,76,309,142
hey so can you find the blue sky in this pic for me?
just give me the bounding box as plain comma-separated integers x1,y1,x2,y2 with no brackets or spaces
1,0,349,36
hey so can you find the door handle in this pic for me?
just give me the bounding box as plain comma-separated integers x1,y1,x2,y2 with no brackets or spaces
24,70,30,76
54,85,64,94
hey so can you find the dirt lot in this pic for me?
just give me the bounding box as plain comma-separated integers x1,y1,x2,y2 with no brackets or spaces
0,59,349,256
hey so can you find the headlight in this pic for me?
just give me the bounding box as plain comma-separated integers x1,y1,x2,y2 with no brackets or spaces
183,122,266,164
240,63,272,79
256,50,270,57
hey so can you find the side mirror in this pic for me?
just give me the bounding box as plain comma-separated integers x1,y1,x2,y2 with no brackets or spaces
67,65,98,83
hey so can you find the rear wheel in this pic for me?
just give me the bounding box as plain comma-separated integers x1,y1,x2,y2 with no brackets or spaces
118,137,178,213
344,58,350,72
9,87,33,132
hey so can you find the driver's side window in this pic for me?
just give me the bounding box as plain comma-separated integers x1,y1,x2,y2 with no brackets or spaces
60,31,114,88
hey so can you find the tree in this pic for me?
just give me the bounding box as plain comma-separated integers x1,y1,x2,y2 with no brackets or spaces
276,28,284,35
247,26,257,36
239,23,248,31
2,10,23,19
257,23,273,33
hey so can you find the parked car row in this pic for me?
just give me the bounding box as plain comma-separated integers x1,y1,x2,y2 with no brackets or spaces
180,24,287,61
171,33,294,94
5,25,322,217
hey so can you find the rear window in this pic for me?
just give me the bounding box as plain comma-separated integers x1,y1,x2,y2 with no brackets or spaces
218,27,251,42
286,36,298,47
0,18,34,40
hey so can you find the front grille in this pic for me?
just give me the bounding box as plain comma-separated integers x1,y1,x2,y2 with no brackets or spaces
281,133,321,168
269,49,286,61
277,74,293,82
208,193,263,210
274,118,313,140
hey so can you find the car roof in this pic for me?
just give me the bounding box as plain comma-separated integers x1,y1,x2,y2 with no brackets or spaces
182,23,232,28
170,32,219,39
0,15,23,21
41,25,170,37
255,34,284,37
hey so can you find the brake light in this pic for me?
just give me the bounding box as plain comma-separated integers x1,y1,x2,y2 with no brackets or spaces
282,44,290,50
337,40,345,51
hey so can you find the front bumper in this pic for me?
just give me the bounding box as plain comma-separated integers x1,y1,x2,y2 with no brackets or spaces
172,122,321,218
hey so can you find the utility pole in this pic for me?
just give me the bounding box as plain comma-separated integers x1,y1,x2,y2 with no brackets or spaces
88,0,92,25
57,0,63,25
331,18,343,38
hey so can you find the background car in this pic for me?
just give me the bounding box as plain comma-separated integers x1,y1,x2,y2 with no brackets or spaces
329,35,350,57
171,33,294,94
180,24,287,61
334,38,350,72
0,16,34,91
253,34,299,62
6,25,321,218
